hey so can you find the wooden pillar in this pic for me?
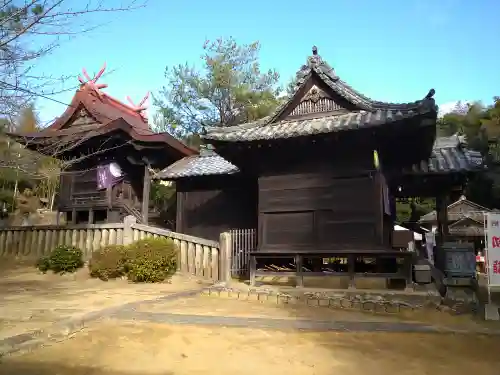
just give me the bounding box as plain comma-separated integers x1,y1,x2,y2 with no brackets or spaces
249,255,257,286
176,191,183,233
295,254,304,288
404,255,414,291
347,254,356,289
435,194,449,271
106,186,112,208
88,209,94,225
435,194,450,244
71,208,76,225
142,163,151,225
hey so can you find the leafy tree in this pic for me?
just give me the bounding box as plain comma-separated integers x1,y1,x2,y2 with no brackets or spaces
16,103,39,133
396,198,436,224
153,37,282,139
436,97,500,209
0,103,61,210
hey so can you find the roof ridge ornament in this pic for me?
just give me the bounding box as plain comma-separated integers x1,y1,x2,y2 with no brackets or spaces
308,45,323,66
126,92,150,121
78,63,108,99
418,88,437,113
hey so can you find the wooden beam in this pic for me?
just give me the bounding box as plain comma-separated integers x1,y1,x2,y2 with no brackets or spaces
435,194,450,243
142,164,151,225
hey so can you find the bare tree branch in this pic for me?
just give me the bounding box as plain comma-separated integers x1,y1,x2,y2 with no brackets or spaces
0,0,146,118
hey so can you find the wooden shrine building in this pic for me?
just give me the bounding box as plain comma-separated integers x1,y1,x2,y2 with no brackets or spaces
155,145,256,242
419,195,492,245
9,64,195,225
157,47,486,288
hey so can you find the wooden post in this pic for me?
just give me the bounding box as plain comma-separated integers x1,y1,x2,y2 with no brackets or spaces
404,255,414,292
71,208,76,225
123,215,137,246
295,254,304,288
142,163,151,225
435,195,449,242
347,254,356,289
88,209,94,225
219,232,232,283
435,194,450,272
105,186,111,209
249,255,257,286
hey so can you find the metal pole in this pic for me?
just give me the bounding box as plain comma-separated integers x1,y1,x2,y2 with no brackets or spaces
484,212,491,304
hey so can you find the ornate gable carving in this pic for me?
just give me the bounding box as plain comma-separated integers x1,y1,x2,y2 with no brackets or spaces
288,85,343,117
64,108,99,129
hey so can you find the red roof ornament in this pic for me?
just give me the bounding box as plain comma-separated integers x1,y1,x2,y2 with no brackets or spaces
78,63,108,98
126,91,150,121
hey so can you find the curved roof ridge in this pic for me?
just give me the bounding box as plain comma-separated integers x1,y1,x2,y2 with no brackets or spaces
203,116,270,135
270,46,437,123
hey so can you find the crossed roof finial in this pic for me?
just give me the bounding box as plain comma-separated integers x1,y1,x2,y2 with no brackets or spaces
78,63,108,98
126,91,150,121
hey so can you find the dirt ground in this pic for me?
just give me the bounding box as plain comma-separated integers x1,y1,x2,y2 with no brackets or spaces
0,260,207,339
1,321,499,375
134,294,400,322
2,260,500,375
134,292,500,332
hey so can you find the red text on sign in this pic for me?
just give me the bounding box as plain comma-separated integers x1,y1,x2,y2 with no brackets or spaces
492,236,500,248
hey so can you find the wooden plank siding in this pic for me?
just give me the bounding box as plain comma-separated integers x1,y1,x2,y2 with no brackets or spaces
176,175,257,242
258,171,389,252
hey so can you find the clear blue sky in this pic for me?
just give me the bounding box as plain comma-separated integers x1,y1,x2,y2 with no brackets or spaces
34,0,500,125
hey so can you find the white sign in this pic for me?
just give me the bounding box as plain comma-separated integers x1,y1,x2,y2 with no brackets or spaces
485,213,500,286
425,232,435,265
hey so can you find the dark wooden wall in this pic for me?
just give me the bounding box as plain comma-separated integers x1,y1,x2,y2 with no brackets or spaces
176,175,257,242
256,139,391,252
258,172,390,252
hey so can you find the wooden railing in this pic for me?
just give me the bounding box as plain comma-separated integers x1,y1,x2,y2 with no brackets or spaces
130,223,220,280
0,223,125,260
0,216,224,281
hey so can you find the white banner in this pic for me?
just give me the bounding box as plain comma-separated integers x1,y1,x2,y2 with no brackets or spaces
485,213,500,286
425,232,435,265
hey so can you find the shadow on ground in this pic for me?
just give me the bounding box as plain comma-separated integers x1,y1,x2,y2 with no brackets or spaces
0,360,173,375
2,322,499,375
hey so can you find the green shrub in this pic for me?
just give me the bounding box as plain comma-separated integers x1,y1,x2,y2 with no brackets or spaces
35,255,51,273
125,237,178,283
89,245,129,281
36,245,84,274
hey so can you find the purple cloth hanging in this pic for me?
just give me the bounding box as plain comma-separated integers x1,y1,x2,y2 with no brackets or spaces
97,163,123,190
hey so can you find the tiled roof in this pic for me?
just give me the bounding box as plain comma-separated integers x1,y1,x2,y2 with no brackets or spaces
403,135,485,174
280,46,433,115
155,135,486,180
203,107,435,142
154,147,239,180
203,46,438,143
